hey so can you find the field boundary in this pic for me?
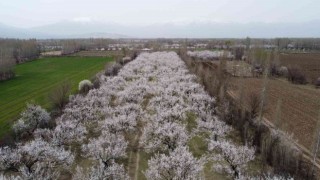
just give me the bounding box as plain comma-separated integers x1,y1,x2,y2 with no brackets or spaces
227,90,320,171
202,60,320,160
188,59,320,175
0,57,112,138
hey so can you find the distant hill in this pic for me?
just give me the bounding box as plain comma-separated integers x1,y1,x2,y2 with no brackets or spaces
26,20,320,38
67,32,130,39
0,22,129,39
1,20,320,39
30,21,130,39
0,23,51,39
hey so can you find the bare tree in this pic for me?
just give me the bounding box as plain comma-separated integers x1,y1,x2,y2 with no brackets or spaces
311,109,320,177
48,81,71,113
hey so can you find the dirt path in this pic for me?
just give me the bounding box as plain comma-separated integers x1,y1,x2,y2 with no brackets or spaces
127,119,145,180
128,134,140,179
134,149,141,180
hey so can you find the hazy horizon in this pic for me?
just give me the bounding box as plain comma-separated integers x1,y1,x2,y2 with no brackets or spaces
1,0,320,38
1,0,320,28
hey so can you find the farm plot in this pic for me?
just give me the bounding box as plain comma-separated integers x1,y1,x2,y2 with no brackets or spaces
0,57,111,138
279,53,320,83
72,50,124,57
0,52,261,179
229,77,320,150
226,60,253,77
41,51,62,56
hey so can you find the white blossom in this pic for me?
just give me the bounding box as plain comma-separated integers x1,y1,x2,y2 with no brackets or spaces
0,146,21,172
34,120,87,146
19,162,60,180
73,161,129,180
18,138,74,168
12,104,50,136
78,79,93,91
197,116,231,140
208,139,255,178
3,51,260,179
82,131,128,166
140,121,189,152
145,146,205,180
1,138,73,179
187,50,233,60
238,174,294,180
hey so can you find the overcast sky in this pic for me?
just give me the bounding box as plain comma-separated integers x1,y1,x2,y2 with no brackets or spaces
0,0,319,28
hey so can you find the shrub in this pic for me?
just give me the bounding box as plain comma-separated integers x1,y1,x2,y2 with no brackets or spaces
79,80,93,94
279,66,288,77
105,63,122,76
91,75,101,89
105,63,113,76
117,56,131,65
235,47,244,60
0,131,15,147
270,64,279,77
253,64,263,77
287,67,307,84
247,91,262,119
131,51,138,60
314,77,320,88
0,69,15,81
48,81,71,113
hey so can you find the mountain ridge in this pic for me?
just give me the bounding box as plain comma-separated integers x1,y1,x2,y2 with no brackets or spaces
1,20,320,39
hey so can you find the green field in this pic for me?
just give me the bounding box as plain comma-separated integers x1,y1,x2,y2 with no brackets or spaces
0,56,112,137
